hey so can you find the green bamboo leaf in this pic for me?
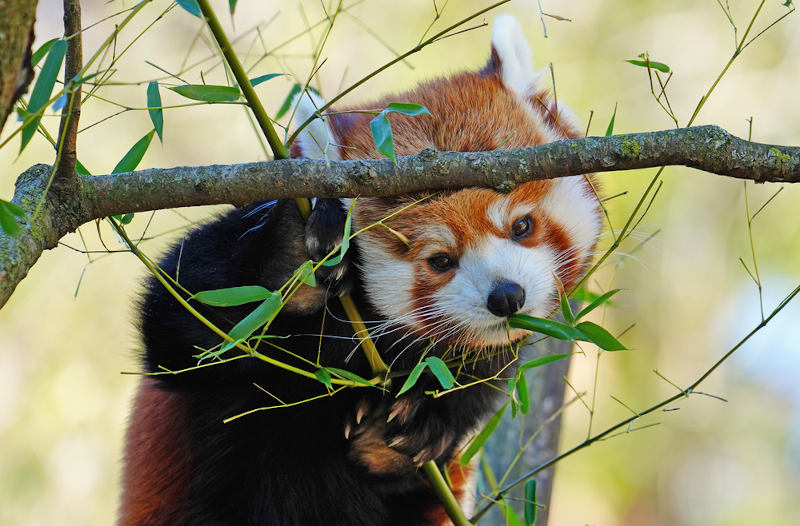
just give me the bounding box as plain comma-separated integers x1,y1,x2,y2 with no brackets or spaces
560,293,575,325
382,102,431,117
250,73,284,87
295,260,317,288
576,288,622,320
113,213,134,225
147,82,164,142
31,38,58,67
76,159,90,175
605,102,618,137
626,58,670,73
517,372,530,414
370,112,396,164
460,403,508,466
501,500,525,526
315,368,333,389
326,367,374,387
524,479,538,526
21,39,67,153
575,321,627,351
397,362,428,396
229,0,239,13
219,337,245,353
519,353,571,373
425,357,455,389
112,129,155,174
169,84,240,102
229,294,283,341
191,285,275,307
509,314,584,342
0,200,24,236
276,84,302,120
175,0,202,17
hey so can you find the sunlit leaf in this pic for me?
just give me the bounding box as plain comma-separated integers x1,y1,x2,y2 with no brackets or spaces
147,81,164,142
382,102,430,117
517,372,530,414
519,353,570,372
112,129,155,174
229,0,239,13
509,314,584,342
460,403,508,465
250,73,284,87
560,293,575,324
76,159,91,175
605,102,618,137
113,213,134,225
425,356,455,389
315,368,333,389
370,113,395,163
31,38,58,67
576,288,622,320
192,285,276,307
524,479,538,526
626,57,670,73
169,84,240,102
276,84,302,120
175,0,202,17
0,200,24,236
397,362,427,396
21,39,67,152
327,367,374,387
575,321,627,351
229,294,283,341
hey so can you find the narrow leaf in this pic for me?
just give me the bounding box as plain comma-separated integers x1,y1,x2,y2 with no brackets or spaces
295,260,317,288
519,353,571,372
21,39,67,152
276,84,302,120
31,38,58,67
425,357,455,389
509,314,584,342
175,0,202,17
575,321,627,351
370,113,396,163
321,202,354,267
76,159,91,175
192,285,275,307
112,213,134,225
501,501,525,526
460,403,508,465
397,362,428,396
0,201,23,236
147,82,164,142
517,372,530,414
626,58,670,73
169,84,240,102
382,102,431,116
250,73,284,87
4,200,25,218
576,288,622,320
315,368,333,389
229,0,239,13
112,129,155,174
605,102,618,137
560,293,575,324
326,367,374,387
229,294,283,341
524,479,538,526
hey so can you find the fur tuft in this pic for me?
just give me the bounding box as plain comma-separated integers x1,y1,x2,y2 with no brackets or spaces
490,14,538,96
291,90,341,161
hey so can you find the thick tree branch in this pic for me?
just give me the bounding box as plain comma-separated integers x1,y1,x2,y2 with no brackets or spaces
0,0,39,133
1,125,798,308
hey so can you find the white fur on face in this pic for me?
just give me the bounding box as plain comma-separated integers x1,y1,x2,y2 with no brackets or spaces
540,177,602,255
356,233,415,322
291,91,341,161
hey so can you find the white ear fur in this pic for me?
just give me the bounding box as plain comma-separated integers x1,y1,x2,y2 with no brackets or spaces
292,90,341,161
491,15,538,96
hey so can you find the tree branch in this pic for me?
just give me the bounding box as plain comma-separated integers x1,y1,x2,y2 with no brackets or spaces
0,0,40,133
56,0,83,181
2,125,798,308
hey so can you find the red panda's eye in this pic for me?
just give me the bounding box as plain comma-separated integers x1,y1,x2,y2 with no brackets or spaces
428,253,456,272
511,216,533,239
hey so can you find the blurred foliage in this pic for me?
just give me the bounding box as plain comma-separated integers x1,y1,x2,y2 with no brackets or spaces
0,1,799,525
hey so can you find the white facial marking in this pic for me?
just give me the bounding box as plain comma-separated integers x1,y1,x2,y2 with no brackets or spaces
540,177,602,254
356,233,415,321
486,197,510,231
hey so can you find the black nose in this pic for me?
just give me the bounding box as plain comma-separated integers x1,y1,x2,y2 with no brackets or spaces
486,281,526,317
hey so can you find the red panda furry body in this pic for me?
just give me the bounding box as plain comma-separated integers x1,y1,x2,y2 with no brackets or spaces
121,15,601,526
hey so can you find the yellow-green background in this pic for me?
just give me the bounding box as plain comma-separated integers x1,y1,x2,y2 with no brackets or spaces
1,1,798,524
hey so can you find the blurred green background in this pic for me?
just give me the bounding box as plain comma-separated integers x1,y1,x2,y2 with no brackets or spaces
1,1,798,524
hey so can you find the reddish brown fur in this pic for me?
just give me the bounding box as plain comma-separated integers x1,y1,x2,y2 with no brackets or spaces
423,460,473,526
118,379,191,525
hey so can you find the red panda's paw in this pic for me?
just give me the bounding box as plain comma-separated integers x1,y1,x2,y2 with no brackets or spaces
345,398,418,476
305,198,354,296
384,398,459,465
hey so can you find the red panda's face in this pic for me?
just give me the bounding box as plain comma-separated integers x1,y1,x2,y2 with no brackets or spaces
347,175,600,349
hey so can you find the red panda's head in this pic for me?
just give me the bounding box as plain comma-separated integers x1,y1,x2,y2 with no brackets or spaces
292,16,602,349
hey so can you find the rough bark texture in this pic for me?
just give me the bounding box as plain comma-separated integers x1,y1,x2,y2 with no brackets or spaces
56,0,82,181
2,125,799,310
0,0,39,133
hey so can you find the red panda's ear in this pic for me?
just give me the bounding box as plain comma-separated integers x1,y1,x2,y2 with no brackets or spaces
290,91,341,160
483,15,539,97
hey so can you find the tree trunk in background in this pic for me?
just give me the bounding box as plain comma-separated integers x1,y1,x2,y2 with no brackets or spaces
482,324,575,525
0,0,39,133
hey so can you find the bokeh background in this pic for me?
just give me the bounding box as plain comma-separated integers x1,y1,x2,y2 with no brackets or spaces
1,1,799,524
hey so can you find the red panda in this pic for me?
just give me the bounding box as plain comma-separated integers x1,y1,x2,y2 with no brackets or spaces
120,15,601,526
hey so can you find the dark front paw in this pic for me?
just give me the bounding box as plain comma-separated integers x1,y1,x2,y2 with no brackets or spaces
305,198,354,296
383,398,459,465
